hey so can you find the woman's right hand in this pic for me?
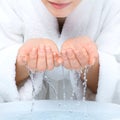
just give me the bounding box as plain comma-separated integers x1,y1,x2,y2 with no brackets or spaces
17,38,60,72
16,38,61,85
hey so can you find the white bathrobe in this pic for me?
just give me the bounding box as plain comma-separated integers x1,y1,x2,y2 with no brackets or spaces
0,0,120,103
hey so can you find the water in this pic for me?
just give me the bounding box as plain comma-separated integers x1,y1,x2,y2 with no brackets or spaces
28,65,91,120
28,64,90,111
70,71,81,100
1,111,120,120
69,66,89,100
1,101,120,120
62,66,66,100
82,66,89,101
1,111,90,120
28,70,35,112
44,72,58,100
43,66,68,100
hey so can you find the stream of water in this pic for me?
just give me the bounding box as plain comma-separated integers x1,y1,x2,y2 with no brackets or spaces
28,70,36,112
28,65,89,113
82,66,89,101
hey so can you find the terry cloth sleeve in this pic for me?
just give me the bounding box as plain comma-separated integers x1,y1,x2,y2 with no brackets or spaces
0,0,23,102
95,0,120,103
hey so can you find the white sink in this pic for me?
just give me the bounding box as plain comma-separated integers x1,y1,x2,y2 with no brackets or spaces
0,100,120,120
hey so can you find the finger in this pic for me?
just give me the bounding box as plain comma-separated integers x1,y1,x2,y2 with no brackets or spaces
17,53,28,66
57,55,63,65
46,46,54,70
27,48,37,71
37,46,47,72
61,50,71,69
17,48,27,64
53,52,62,67
75,47,89,68
51,44,59,55
67,49,80,70
84,44,97,65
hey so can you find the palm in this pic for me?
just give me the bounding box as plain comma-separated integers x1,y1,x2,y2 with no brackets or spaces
61,36,98,70
17,38,59,71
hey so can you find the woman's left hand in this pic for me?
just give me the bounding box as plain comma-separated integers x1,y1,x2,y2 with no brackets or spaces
61,36,98,70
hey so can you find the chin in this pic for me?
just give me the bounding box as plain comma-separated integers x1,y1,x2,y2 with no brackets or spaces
51,11,70,18
55,14,67,18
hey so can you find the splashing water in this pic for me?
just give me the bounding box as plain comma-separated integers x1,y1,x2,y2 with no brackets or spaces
70,66,89,101
70,70,81,100
43,66,67,100
28,70,36,112
62,66,66,100
82,66,89,101
27,63,89,108
44,71,58,100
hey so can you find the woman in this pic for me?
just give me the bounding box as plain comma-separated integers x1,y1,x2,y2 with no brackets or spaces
0,0,120,103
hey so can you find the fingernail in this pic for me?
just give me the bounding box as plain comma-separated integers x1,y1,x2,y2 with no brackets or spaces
57,57,63,64
53,52,57,56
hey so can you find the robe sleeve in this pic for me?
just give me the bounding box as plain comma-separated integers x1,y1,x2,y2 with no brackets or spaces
0,0,23,102
0,0,47,101
95,0,120,103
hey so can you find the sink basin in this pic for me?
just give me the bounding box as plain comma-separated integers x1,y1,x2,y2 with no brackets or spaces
0,100,120,120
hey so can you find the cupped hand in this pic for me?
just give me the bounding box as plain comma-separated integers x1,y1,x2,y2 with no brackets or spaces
61,36,98,70
17,38,60,72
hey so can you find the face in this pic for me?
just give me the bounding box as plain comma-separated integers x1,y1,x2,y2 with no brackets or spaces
41,0,81,18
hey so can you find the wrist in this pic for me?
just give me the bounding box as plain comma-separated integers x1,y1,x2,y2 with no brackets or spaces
15,60,29,86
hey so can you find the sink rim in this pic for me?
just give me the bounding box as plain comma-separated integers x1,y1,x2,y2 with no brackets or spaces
0,100,120,113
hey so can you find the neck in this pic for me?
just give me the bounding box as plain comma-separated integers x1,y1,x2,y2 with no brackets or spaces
57,17,66,33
